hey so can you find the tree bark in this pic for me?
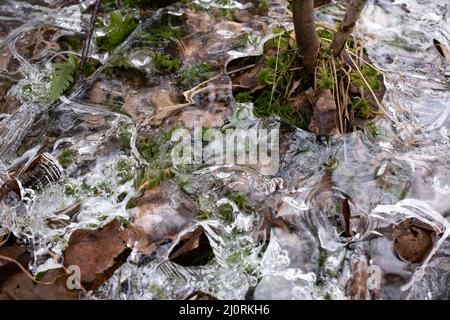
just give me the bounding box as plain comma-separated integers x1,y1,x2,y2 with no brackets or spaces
292,0,320,75
332,0,368,57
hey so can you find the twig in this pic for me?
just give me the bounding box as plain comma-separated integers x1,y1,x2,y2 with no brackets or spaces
342,198,351,237
332,0,368,57
79,0,101,80
226,63,256,75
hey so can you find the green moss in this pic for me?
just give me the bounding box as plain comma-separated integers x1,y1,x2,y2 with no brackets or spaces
271,26,284,35
351,96,374,120
137,127,177,161
116,159,134,183
318,28,334,40
229,34,250,50
108,49,132,69
177,177,188,190
118,122,132,151
137,139,160,162
117,216,131,228
258,241,269,258
229,192,247,211
0,78,13,92
178,61,215,88
367,122,383,140
198,211,210,220
351,65,381,92
22,84,32,93
217,8,235,20
58,148,75,169
108,96,125,113
322,157,337,173
225,247,252,267
265,28,290,50
64,184,78,197
124,198,136,209
324,292,332,300
138,26,183,48
96,180,113,195
65,36,83,51
135,128,178,191
253,90,305,128
250,33,308,128
148,283,165,295
153,53,181,73
318,249,327,268
136,167,172,191
258,0,269,10
318,67,334,90
83,58,101,77
218,203,234,223
235,92,253,103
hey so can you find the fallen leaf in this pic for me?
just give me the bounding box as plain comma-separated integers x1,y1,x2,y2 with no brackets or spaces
308,89,340,136
184,290,218,300
229,56,266,93
289,87,315,125
133,181,198,244
0,96,21,114
433,39,450,64
0,268,79,300
393,218,436,263
0,238,80,300
63,219,137,290
168,225,214,267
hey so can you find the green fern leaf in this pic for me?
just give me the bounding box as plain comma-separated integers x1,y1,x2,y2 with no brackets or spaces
49,54,78,103
97,11,137,51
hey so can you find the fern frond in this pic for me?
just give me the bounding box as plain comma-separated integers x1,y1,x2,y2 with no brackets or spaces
49,54,78,103
97,11,137,51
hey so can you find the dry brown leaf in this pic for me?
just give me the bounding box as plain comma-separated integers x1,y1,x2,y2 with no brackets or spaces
133,181,198,244
168,225,214,267
63,219,136,290
393,218,436,264
308,89,340,136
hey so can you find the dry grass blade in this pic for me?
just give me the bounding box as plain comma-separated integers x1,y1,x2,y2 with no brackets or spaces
0,232,10,247
345,49,385,75
331,58,343,134
347,52,385,113
140,74,225,127
269,34,283,111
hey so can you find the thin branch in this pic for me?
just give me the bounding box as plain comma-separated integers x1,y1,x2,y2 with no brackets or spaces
79,0,101,80
332,0,368,57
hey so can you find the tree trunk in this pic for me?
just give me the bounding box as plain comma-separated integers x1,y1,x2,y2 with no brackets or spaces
332,0,368,57
292,0,320,75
